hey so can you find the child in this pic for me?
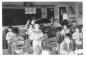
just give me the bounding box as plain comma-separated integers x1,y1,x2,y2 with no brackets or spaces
54,19,62,28
32,24,44,55
6,27,17,54
14,36,26,55
61,25,70,36
25,24,34,47
60,33,75,55
72,28,83,49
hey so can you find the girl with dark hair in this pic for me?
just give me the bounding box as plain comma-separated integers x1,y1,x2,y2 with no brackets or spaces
61,25,70,36
6,26,18,54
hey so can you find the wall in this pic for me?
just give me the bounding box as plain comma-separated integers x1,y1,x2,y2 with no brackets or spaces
76,2,83,25
3,2,83,25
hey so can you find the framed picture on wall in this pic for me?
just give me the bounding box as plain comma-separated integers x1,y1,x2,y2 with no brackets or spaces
78,3,82,18
68,5,76,21
68,5,76,15
25,7,36,14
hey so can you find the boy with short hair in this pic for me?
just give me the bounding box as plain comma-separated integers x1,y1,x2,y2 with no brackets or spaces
60,33,75,55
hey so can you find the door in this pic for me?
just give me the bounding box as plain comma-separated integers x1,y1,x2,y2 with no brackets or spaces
59,7,67,25
47,8,54,19
35,8,41,19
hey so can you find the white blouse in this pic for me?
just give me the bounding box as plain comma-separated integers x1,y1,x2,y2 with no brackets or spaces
63,13,68,20
61,29,70,35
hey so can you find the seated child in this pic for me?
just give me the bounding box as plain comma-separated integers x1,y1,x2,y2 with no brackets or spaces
60,33,75,55
61,25,70,36
72,28,83,49
6,27,17,54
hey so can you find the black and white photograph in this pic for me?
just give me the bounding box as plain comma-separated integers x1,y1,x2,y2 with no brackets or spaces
2,1,83,55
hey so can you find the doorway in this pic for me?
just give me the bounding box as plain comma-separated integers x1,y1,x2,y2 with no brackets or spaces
59,6,67,25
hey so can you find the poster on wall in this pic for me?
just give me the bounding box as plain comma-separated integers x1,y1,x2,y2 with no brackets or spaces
25,7,36,14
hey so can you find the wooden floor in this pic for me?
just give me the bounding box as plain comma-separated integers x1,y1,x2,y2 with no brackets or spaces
3,49,10,55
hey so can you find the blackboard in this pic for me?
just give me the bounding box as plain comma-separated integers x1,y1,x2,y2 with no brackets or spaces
2,8,25,26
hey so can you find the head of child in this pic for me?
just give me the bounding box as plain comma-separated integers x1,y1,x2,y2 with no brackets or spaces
29,24,33,29
34,24,40,30
12,27,19,36
75,27,80,33
8,26,13,32
64,33,72,44
63,25,68,29
31,20,35,25
56,29,61,37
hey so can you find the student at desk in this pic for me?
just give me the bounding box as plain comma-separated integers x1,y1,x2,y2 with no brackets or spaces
60,33,75,55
